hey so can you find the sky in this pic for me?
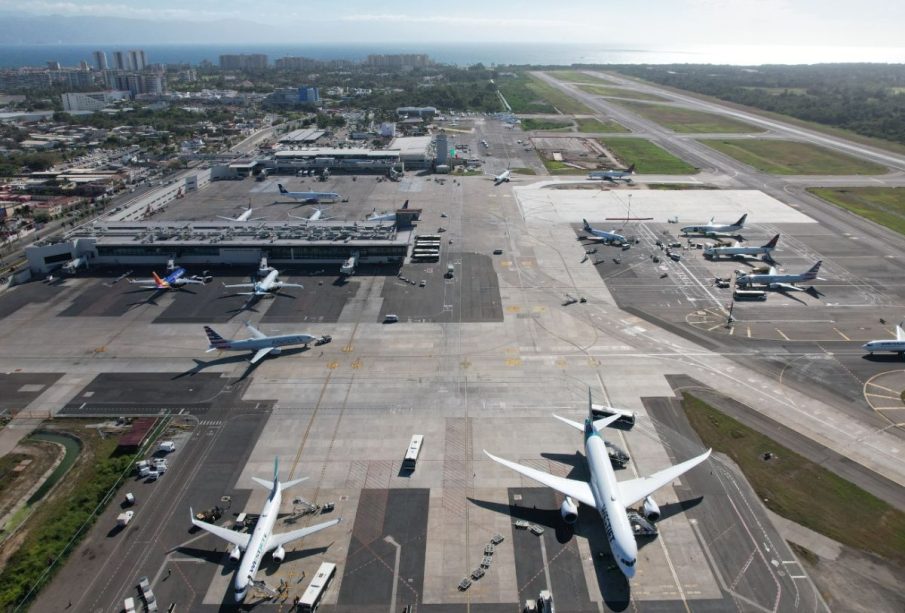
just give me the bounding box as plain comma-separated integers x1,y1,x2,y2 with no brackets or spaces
1,0,904,47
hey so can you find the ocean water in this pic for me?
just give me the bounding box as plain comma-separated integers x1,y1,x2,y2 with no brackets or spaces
1,43,904,69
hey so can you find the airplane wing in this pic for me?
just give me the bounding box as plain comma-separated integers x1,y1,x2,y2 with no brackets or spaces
223,282,255,289
190,508,251,550
128,279,159,286
616,449,711,508
483,450,595,507
250,347,274,364
772,282,808,292
767,265,778,275
553,413,620,432
266,517,341,553
279,283,304,289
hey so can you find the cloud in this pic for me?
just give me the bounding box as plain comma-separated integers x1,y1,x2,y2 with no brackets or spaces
0,0,239,21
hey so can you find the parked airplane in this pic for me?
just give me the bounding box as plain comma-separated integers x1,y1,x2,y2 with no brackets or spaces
278,184,341,204
218,204,263,222
223,268,303,297
204,321,320,364
62,256,90,274
493,169,511,185
190,458,340,602
588,163,635,183
288,207,330,223
735,261,822,292
704,234,780,261
129,267,211,290
368,200,409,222
681,214,747,237
862,321,905,355
582,219,626,244
484,392,711,579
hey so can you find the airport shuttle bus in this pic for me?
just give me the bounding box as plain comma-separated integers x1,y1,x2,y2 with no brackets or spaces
402,435,424,471
299,562,336,612
733,289,767,301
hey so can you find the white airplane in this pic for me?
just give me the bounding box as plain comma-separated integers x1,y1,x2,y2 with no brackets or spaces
735,260,822,292
204,321,320,364
289,207,330,224
278,183,340,204
588,163,635,183
190,458,340,602
223,268,303,297
582,219,626,244
62,256,89,274
862,321,905,356
681,214,747,237
493,169,511,185
218,204,263,222
484,392,711,579
368,200,409,222
704,234,780,261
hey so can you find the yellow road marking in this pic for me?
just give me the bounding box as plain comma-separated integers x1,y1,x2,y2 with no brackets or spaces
833,327,851,341
865,392,901,400
775,328,790,341
747,326,751,338
874,406,905,411
327,361,339,369
555,358,567,368
351,358,362,369
706,323,722,332
729,326,735,336
505,358,522,367
342,344,353,352
460,360,471,369
869,382,901,394
505,306,521,313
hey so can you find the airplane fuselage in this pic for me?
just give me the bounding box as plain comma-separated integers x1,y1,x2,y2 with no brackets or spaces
254,270,281,294
862,340,905,354
682,224,741,235
704,246,772,259
586,429,637,578
737,272,806,287
225,333,317,353
234,485,280,601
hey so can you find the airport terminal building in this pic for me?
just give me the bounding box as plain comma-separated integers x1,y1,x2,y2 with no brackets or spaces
25,220,412,273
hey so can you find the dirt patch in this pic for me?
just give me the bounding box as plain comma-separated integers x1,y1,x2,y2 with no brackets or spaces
0,440,60,520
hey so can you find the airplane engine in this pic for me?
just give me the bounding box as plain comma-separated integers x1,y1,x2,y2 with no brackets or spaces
643,496,660,522
560,496,579,524
229,546,242,561
272,545,286,562
271,348,283,355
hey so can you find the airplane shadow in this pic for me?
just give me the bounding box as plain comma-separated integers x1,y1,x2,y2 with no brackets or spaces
539,451,591,480
175,545,230,567
658,496,704,522
467,497,574,544
172,355,252,379
862,353,905,362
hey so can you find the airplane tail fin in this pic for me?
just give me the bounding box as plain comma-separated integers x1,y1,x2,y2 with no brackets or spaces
402,200,409,210
152,271,167,287
802,260,822,280
763,234,780,249
582,218,592,230
278,183,287,193
204,326,230,349
281,477,309,490
735,213,748,227
626,163,635,174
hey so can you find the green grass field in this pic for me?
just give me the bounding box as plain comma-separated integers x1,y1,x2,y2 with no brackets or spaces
521,118,573,131
497,75,556,114
575,117,626,133
523,74,594,115
597,138,698,174
808,187,905,235
578,84,667,102
542,159,589,175
682,393,905,566
701,139,888,175
550,69,607,83
511,167,537,175
615,101,762,133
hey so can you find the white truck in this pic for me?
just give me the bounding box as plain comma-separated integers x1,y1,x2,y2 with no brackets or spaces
117,511,135,527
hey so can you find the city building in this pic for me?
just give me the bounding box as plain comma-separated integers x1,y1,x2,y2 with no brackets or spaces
92,50,108,71
61,90,130,112
272,148,401,173
128,50,147,71
389,136,434,169
298,86,319,103
112,51,127,71
274,56,316,70
366,54,430,68
396,106,438,120
219,54,268,71
46,61,61,71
